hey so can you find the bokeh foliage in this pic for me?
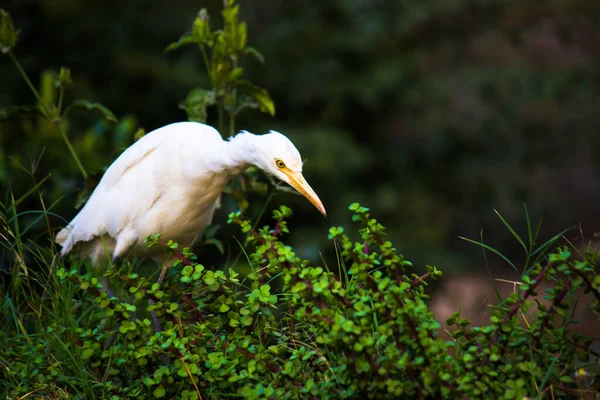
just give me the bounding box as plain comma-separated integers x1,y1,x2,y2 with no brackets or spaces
2,0,600,271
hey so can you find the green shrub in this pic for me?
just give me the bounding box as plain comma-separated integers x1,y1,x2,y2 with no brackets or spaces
1,203,599,399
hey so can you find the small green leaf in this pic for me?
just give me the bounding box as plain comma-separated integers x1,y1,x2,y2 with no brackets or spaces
0,105,43,121
0,9,20,54
134,128,146,141
248,359,256,374
219,303,230,313
81,348,94,359
559,375,574,383
234,93,259,115
165,34,196,52
191,9,210,43
143,377,154,386
231,80,275,116
244,47,265,64
180,87,216,123
66,100,117,122
55,67,72,88
153,385,166,398
228,67,244,82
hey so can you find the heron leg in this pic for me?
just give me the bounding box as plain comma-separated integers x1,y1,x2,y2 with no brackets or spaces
94,253,118,299
148,258,173,332
100,277,117,298
157,257,171,285
103,256,123,347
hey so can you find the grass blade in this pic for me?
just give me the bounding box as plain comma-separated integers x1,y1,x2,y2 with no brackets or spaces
12,174,51,208
459,236,518,271
494,208,527,254
479,229,503,302
523,204,533,253
530,227,573,263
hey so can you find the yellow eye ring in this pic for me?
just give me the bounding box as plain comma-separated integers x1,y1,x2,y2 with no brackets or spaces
275,159,286,169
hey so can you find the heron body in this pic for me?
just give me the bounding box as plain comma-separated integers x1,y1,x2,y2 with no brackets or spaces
56,122,325,265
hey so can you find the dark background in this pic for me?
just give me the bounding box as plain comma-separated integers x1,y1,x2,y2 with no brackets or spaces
2,0,600,291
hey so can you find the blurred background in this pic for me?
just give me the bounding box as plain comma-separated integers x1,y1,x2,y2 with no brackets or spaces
2,0,600,314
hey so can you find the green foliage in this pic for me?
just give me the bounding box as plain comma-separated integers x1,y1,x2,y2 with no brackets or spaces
4,0,600,272
0,8,131,232
0,9,19,54
0,11,119,181
166,0,275,136
1,3,600,399
2,203,599,398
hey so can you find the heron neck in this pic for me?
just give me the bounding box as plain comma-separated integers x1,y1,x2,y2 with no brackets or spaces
217,131,262,175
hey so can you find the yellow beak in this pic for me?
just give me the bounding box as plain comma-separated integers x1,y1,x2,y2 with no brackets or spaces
284,170,326,216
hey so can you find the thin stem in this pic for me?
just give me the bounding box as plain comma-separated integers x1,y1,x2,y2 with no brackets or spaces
199,45,211,84
9,51,88,180
229,110,235,138
228,55,238,138
531,278,572,349
573,270,600,303
8,51,46,108
230,192,274,268
218,100,224,135
57,124,88,179
480,261,551,366
57,86,65,114
409,272,430,290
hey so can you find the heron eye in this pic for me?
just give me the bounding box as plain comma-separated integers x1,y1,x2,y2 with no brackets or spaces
275,159,286,169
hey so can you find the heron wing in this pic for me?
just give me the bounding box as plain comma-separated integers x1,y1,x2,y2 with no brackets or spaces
56,122,223,256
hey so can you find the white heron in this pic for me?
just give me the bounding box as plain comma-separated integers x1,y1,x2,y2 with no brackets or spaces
55,122,326,282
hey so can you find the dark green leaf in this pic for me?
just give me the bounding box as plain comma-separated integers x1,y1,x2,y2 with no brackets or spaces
234,93,259,115
0,9,19,54
222,3,241,50
236,21,247,51
229,67,244,82
210,39,231,89
66,100,117,122
134,128,146,141
559,375,574,383
191,9,210,43
180,87,215,123
164,33,196,52
55,67,72,88
231,80,275,116
0,105,43,121
153,385,166,398
244,47,265,64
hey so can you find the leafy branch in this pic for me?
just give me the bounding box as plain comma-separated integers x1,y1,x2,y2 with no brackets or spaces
165,0,275,137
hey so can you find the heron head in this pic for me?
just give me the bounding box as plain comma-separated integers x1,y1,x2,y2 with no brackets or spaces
254,131,326,216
